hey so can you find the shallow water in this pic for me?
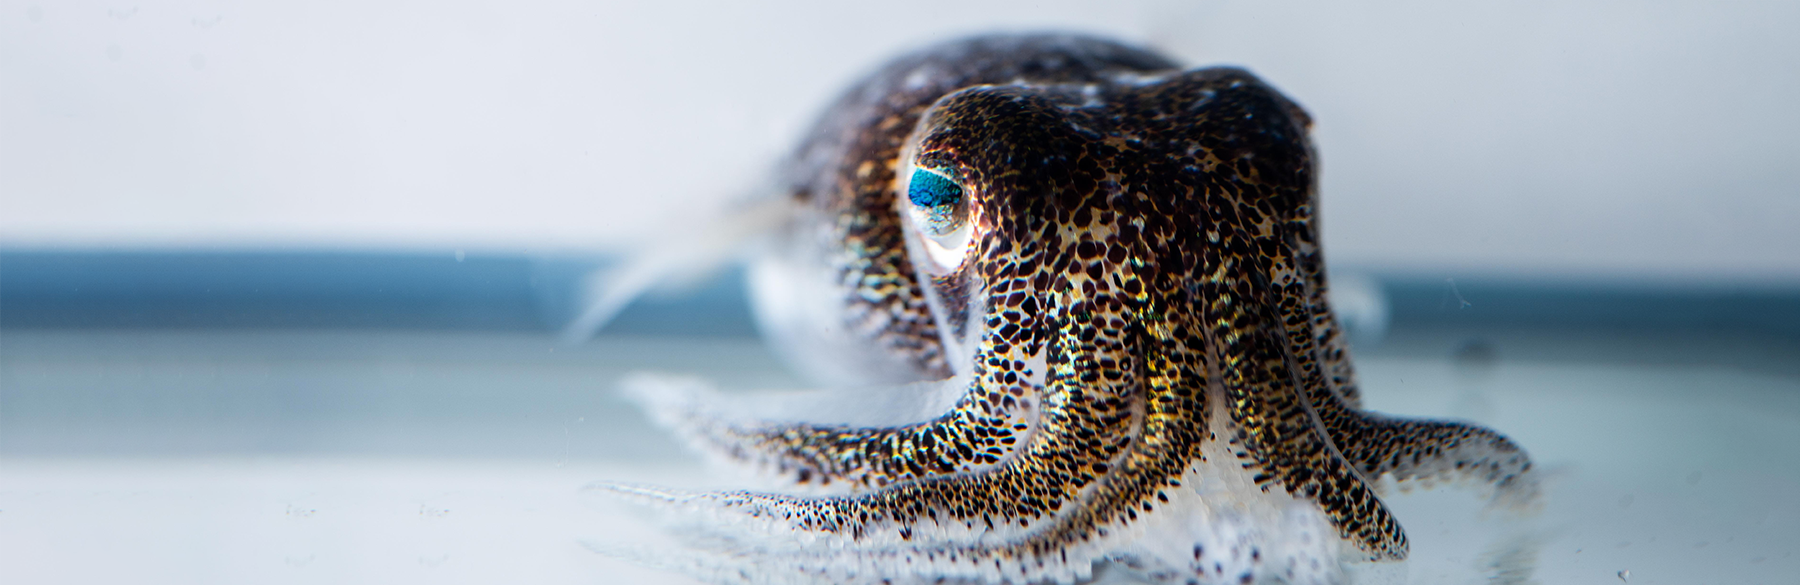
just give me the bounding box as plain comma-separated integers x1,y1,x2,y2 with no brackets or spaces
2,330,1795,584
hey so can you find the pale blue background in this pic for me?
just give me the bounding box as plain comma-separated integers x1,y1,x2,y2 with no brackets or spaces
4,0,1798,282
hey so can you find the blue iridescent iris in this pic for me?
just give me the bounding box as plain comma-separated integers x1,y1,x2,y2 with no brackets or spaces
907,168,963,209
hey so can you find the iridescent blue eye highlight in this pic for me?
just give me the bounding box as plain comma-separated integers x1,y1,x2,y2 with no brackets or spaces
908,168,963,209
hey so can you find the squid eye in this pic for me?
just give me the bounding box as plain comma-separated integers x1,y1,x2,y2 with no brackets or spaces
905,167,967,236
908,167,964,211
902,166,973,272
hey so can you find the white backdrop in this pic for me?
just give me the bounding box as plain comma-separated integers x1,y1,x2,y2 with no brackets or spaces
4,0,1797,282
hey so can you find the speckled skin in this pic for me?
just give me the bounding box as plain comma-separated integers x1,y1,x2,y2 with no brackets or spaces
609,34,1536,585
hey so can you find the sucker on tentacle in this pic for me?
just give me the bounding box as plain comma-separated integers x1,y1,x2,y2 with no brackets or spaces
593,33,1540,585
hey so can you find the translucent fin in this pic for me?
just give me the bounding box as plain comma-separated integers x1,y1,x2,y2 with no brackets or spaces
560,195,796,343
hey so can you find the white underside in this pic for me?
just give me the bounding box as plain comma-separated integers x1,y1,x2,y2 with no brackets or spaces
1105,415,1352,585
747,248,937,389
